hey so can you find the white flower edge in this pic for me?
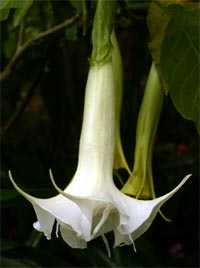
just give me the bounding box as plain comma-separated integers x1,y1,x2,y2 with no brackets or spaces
8,170,91,249
50,171,191,247
111,174,191,247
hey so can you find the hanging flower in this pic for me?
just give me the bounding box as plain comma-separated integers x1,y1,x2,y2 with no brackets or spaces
8,55,190,252
8,57,117,250
8,1,190,254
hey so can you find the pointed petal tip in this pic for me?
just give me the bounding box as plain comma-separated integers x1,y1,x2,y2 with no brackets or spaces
179,174,192,186
49,169,62,194
8,170,22,193
8,170,14,184
49,168,53,178
171,173,191,191
156,174,191,204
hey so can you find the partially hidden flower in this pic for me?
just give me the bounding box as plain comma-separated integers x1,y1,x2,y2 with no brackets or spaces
122,62,166,200
111,30,131,175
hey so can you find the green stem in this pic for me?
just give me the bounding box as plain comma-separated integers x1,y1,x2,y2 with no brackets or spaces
122,62,164,199
90,0,116,66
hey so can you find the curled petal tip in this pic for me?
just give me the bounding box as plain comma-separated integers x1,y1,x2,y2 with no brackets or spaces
8,170,21,193
49,168,53,177
8,170,13,183
181,174,192,184
172,174,191,192
49,169,65,196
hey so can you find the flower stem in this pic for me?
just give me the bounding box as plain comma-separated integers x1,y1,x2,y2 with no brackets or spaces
90,0,116,66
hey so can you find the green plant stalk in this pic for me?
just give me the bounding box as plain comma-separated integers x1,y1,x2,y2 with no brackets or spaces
90,0,116,66
122,62,164,199
111,31,131,175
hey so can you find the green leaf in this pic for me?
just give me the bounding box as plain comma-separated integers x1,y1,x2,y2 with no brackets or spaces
147,2,170,68
0,0,9,9
10,0,26,8
0,0,34,24
160,5,200,133
13,0,33,27
147,3,200,133
0,0,10,21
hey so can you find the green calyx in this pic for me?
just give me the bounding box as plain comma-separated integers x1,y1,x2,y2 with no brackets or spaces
111,30,132,176
90,0,116,66
122,63,164,200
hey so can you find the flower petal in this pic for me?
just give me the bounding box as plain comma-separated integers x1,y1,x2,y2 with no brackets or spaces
111,174,191,244
32,206,55,240
49,170,115,237
113,229,133,247
59,222,87,249
8,171,91,243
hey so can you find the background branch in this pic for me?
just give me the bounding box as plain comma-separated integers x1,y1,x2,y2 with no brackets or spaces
0,13,79,82
17,21,25,48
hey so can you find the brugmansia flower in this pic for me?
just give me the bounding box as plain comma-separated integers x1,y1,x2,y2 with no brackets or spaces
8,1,190,254
8,55,190,251
8,57,117,250
8,1,118,251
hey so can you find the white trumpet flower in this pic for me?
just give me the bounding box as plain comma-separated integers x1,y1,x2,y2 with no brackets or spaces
46,56,190,248
8,59,117,250
8,51,190,252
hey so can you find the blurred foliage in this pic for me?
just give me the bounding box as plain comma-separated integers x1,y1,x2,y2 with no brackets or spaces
147,2,200,133
0,0,34,26
0,0,199,267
